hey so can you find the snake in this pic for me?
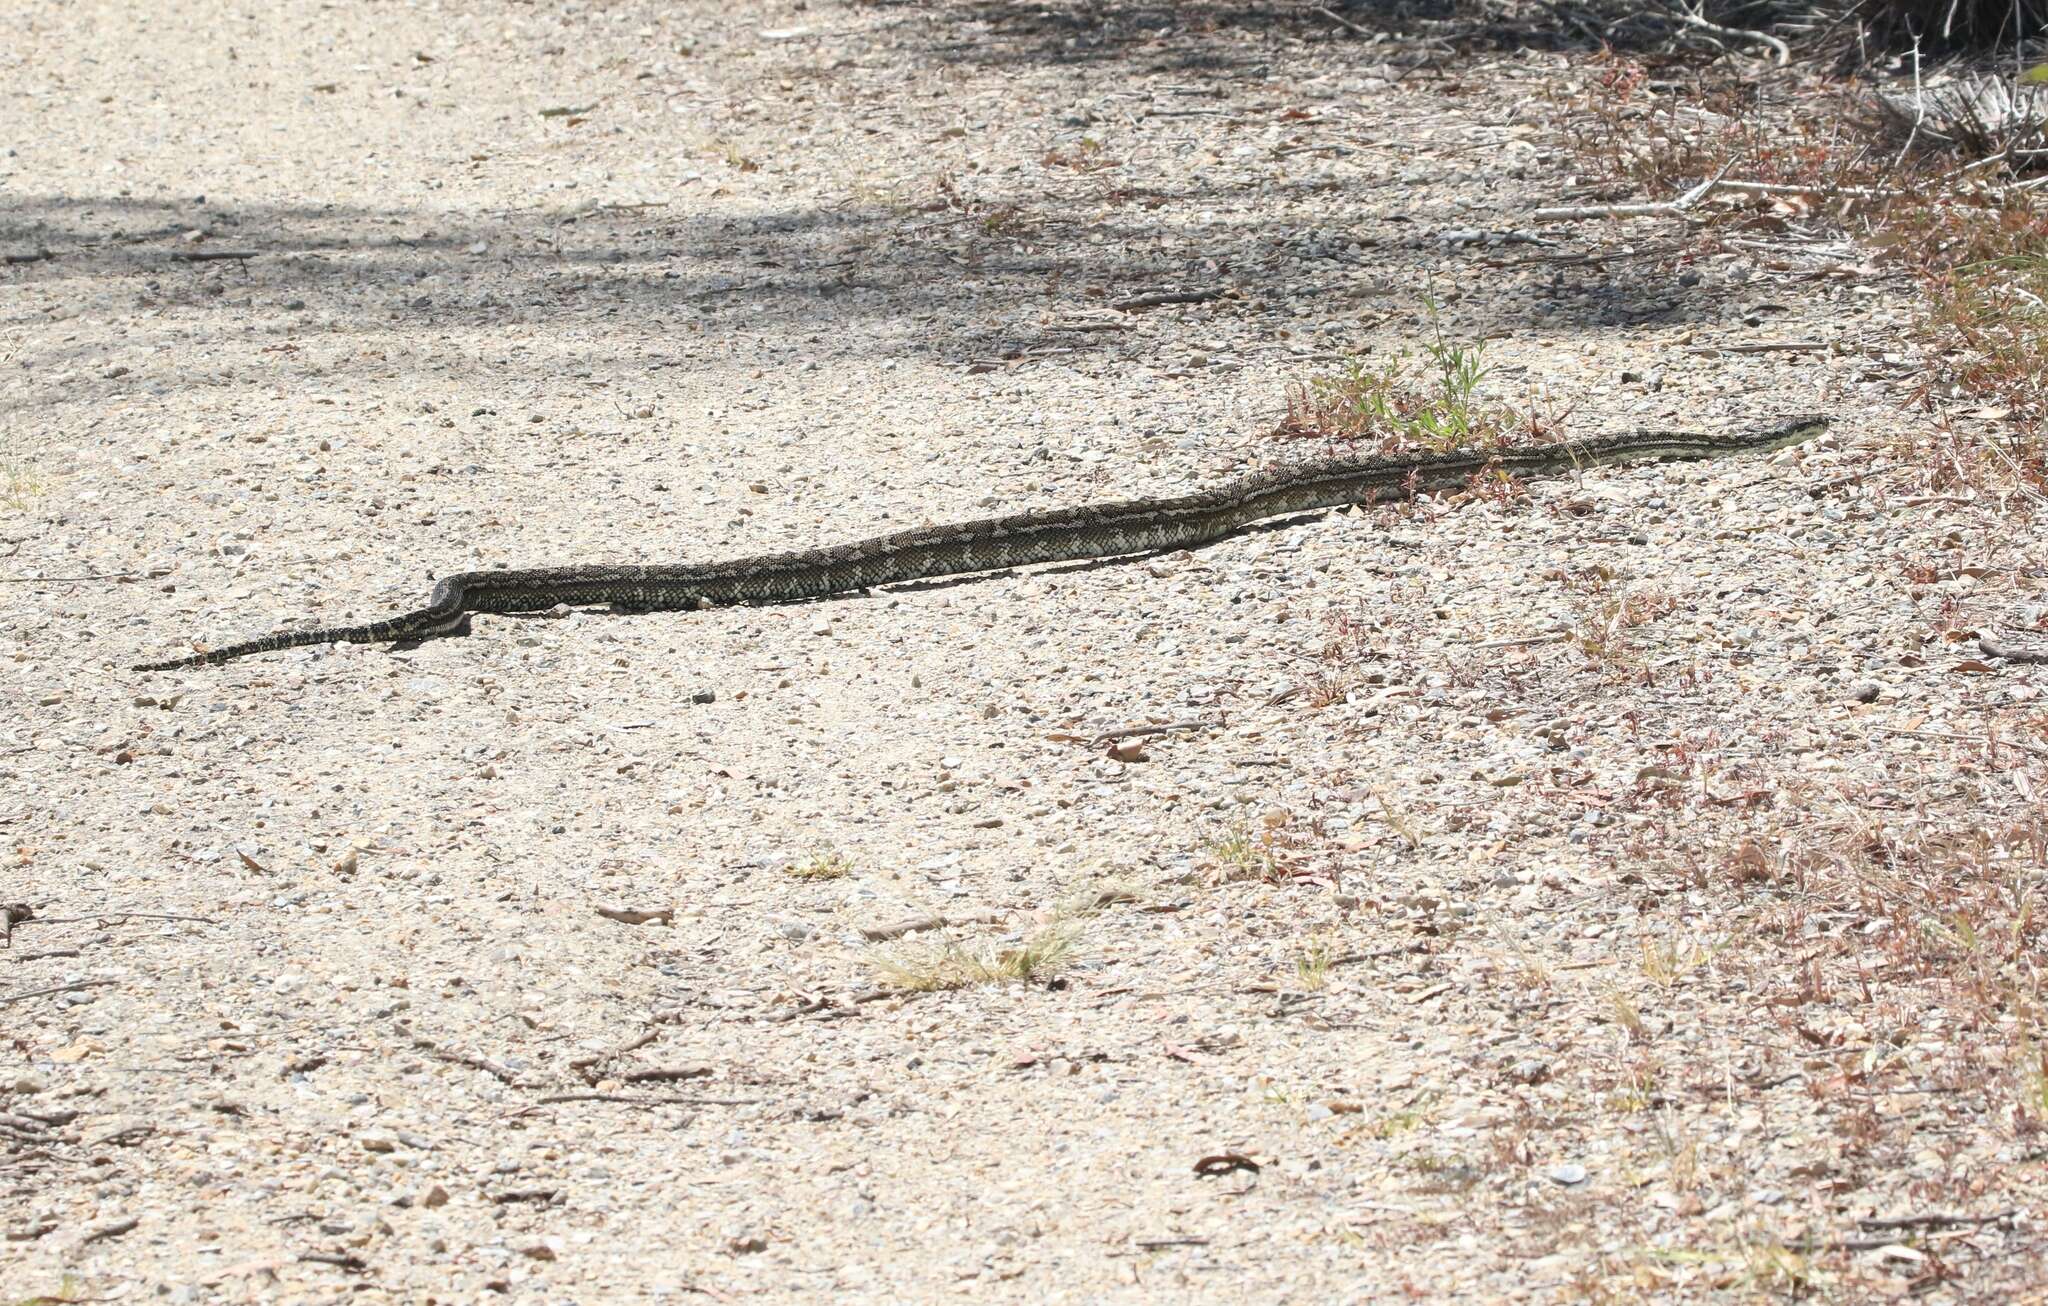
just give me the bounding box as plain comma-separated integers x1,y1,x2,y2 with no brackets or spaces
133,416,1827,671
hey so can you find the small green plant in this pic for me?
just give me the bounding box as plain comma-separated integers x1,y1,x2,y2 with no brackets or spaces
1555,565,1675,666
1364,1094,1437,1139
1295,937,1333,991
1201,820,1287,883
786,851,852,881
2,458,42,511
1278,299,1516,452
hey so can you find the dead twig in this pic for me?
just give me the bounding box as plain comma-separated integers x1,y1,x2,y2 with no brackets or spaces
568,1030,660,1079
80,1215,140,1245
0,572,147,583
1314,5,1371,37
1,978,116,1007
24,912,219,926
621,1066,715,1083
1980,635,2048,665
1469,629,1570,649
411,1038,526,1086
858,912,1002,942
1088,718,1224,748
1113,288,1229,311
1666,3,1789,65
596,905,673,926
1683,341,1829,356
299,1252,370,1277
490,1187,561,1205
1859,1209,2016,1231
513,1092,759,1118
1529,163,1730,224
1871,726,2048,759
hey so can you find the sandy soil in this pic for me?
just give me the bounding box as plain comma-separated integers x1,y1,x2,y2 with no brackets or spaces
4,1,2045,1301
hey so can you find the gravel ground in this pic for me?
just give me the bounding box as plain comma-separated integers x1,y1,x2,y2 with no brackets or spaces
4,1,2045,1301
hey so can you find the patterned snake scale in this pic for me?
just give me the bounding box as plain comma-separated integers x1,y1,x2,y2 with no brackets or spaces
134,417,1827,671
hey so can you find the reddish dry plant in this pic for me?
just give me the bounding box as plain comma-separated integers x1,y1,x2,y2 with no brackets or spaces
1555,57,2048,499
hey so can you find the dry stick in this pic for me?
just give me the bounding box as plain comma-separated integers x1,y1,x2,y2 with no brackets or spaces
0,572,147,584
26,912,218,925
1683,341,1829,356
1089,718,1224,747
1470,629,1570,649
298,1251,368,1271
1710,180,1906,201
622,1066,714,1083
1529,162,1733,223
1980,636,2048,665
1871,726,2048,760
411,1038,525,1086
1858,1209,2016,1231
1667,3,1789,65
80,1215,140,1245
514,1092,759,1117
1112,288,1228,310
1314,5,1372,37
860,912,1001,943
1,979,117,1007
568,1030,659,1075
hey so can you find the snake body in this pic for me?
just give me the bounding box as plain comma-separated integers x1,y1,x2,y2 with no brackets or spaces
133,417,1826,671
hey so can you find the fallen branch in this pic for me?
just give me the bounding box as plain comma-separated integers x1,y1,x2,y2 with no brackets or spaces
1314,5,1372,37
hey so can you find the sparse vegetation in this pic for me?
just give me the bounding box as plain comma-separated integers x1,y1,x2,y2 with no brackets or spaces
1555,55,2048,499
1554,565,1676,667
786,850,853,881
1277,309,1519,453
1295,936,1333,991
2,457,42,511
1199,819,1290,883
867,922,1079,992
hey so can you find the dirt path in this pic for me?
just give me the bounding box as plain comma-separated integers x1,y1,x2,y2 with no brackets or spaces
4,1,2044,1300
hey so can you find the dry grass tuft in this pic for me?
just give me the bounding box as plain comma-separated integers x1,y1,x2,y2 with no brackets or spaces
867,923,1079,992
786,850,853,881
2,458,42,511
